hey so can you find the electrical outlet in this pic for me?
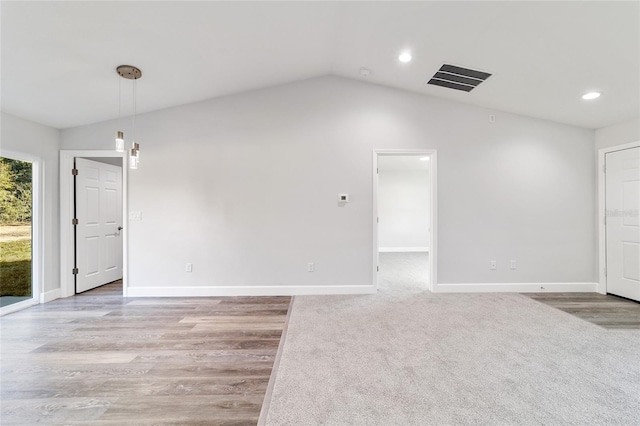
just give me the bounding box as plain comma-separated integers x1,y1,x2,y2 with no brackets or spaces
490,261,497,270
186,263,193,272
510,260,517,270
308,262,315,272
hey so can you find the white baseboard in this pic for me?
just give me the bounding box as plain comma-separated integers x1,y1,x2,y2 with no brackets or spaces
379,247,429,253
434,282,598,293
125,282,596,297
40,288,61,303
126,284,376,298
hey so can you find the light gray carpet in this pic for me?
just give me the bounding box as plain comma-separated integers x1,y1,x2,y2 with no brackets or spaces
264,253,640,425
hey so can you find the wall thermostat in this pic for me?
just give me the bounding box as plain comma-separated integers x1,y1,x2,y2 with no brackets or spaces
338,194,350,202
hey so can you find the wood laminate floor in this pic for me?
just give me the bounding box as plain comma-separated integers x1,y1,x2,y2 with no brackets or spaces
0,281,291,425
526,292,640,329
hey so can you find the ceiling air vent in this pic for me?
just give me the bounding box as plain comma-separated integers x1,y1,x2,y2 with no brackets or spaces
426,64,491,92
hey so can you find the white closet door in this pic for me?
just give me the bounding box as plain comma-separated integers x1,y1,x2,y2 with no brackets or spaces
75,158,123,293
606,147,640,301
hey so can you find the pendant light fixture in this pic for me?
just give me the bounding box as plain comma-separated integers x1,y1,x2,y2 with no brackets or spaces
115,132,124,152
130,148,139,169
116,65,142,168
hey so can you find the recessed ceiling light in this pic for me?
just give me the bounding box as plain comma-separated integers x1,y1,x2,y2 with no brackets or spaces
398,52,412,63
420,156,430,161
582,92,601,100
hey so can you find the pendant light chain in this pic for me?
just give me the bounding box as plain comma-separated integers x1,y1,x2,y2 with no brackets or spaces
118,76,122,128
132,75,136,143
115,70,125,152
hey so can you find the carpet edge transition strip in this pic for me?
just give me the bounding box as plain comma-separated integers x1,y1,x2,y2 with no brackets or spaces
257,296,295,426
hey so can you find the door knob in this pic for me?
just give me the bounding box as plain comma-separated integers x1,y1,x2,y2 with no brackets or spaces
117,226,123,231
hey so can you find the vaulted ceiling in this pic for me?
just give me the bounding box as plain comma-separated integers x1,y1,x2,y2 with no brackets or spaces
1,1,638,130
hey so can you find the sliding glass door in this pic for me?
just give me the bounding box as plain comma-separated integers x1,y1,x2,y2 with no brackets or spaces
0,157,33,307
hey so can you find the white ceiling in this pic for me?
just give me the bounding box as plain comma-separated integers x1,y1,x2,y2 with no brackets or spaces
1,1,638,130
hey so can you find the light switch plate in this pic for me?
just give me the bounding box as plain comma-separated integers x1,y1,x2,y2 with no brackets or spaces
129,211,142,221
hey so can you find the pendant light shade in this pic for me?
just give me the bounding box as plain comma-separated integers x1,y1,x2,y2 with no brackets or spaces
130,148,138,170
130,142,140,169
115,131,125,152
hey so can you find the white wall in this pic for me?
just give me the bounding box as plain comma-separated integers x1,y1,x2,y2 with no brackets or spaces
1,112,60,294
378,169,429,251
60,76,596,294
595,117,640,150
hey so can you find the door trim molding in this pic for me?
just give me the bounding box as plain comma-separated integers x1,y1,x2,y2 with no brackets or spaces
59,150,128,298
597,141,640,295
372,149,437,292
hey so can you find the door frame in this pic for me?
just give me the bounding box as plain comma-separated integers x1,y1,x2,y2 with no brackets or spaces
597,140,640,294
373,149,437,292
60,150,128,298
0,149,42,316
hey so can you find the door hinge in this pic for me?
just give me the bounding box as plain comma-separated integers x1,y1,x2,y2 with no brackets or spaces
376,168,379,174
377,266,379,272
72,267,79,275
72,168,78,176
377,217,379,223
72,218,78,225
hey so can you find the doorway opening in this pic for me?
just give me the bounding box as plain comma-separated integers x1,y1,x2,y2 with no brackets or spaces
74,157,124,294
599,144,640,302
373,150,437,292
0,151,41,315
60,150,127,299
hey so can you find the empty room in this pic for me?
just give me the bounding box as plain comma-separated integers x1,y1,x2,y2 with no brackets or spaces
1,1,639,425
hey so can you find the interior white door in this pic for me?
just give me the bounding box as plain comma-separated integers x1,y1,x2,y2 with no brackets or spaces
605,146,640,301
75,158,123,293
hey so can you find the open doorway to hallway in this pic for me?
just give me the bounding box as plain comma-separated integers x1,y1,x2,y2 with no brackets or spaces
60,150,127,299
375,152,435,292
